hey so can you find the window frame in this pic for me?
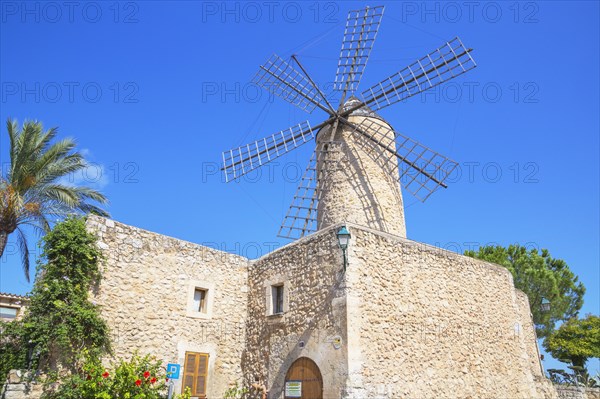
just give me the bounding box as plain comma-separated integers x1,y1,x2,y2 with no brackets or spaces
265,280,287,317
272,284,284,315
194,288,208,314
186,281,214,319
0,306,18,320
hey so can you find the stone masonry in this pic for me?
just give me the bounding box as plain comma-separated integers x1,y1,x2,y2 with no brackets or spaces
243,227,348,398
86,216,249,398
343,225,557,398
83,214,561,398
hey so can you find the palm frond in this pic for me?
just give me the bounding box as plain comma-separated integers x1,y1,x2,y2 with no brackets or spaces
38,184,81,206
32,138,78,181
6,119,19,169
15,227,30,282
69,186,108,204
34,154,86,187
77,203,110,218
31,126,59,158
3,120,110,280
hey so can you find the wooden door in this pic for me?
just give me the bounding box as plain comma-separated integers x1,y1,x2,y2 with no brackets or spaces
284,357,323,399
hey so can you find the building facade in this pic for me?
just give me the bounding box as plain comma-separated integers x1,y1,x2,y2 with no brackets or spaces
87,215,558,399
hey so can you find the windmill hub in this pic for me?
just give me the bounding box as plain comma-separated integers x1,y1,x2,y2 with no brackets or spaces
341,96,377,118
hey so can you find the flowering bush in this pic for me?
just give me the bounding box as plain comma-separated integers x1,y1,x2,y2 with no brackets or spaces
44,352,190,399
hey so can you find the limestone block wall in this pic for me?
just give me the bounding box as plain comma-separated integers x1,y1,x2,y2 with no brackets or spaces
86,216,249,398
316,114,406,238
587,388,600,399
556,386,587,399
345,224,558,399
515,290,559,397
555,386,600,399
243,227,348,398
515,290,544,379
0,371,44,399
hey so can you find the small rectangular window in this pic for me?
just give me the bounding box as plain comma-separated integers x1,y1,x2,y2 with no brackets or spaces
193,289,207,313
272,284,284,314
0,306,17,319
182,352,208,397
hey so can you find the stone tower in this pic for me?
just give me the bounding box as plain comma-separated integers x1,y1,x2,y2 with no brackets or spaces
316,97,407,238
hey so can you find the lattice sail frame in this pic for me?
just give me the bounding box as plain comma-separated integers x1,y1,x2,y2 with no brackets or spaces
278,141,350,240
361,37,476,112
350,118,459,202
334,5,385,95
222,120,318,182
253,54,326,114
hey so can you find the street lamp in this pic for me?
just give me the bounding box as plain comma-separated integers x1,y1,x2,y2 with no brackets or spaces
541,298,551,313
337,226,351,271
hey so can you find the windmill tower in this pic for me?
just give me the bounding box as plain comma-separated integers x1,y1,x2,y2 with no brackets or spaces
314,99,407,237
221,5,476,240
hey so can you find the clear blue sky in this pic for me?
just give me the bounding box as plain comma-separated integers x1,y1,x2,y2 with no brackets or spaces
1,1,598,374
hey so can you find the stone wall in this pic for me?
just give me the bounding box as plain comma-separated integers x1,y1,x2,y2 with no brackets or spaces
555,386,600,399
84,214,562,399
86,216,249,398
0,371,43,399
587,388,600,399
344,224,558,399
243,227,349,398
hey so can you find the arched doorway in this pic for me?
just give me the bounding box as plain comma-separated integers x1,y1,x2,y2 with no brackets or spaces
284,357,323,399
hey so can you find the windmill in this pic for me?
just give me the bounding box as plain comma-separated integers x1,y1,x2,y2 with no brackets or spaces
221,5,476,240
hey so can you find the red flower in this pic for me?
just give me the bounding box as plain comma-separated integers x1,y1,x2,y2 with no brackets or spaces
102,372,109,379
166,378,169,382
150,377,157,384
143,371,150,379
135,379,142,386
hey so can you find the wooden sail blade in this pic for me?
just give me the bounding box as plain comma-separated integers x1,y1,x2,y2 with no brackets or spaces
349,118,459,202
334,5,385,97
222,120,328,183
361,37,476,112
253,54,330,114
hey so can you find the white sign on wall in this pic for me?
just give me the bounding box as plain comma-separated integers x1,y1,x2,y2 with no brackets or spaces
285,380,302,398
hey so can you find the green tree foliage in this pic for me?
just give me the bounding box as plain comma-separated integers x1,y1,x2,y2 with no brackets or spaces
544,314,600,369
465,245,585,338
0,217,110,385
0,119,108,280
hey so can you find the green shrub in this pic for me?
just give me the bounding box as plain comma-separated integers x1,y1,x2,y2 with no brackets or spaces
223,381,249,398
0,216,109,388
44,352,186,399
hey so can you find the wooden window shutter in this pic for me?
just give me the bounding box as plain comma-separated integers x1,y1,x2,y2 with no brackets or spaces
182,352,209,397
196,354,208,396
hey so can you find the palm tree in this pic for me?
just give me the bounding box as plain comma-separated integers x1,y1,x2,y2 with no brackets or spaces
0,119,109,281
